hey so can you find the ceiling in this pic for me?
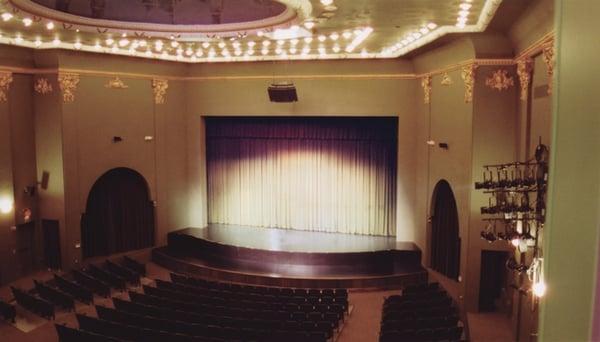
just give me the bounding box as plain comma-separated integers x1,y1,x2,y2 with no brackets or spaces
0,0,505,63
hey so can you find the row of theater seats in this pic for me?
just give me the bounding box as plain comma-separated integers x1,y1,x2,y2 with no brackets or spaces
55,272,349,341
379,282,464,342
9,256,146,322
0,298,16,323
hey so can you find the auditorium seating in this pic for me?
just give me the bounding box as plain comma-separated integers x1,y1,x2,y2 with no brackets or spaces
85,264,128,290
11,286,55,320
122,256,146,276
34,280,76,311
0,299,16,323
72,270,111,297
379,283,464,342
105,259,141,285
54,274,94,304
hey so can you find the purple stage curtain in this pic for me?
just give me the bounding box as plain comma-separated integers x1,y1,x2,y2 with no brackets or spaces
206,117,397,236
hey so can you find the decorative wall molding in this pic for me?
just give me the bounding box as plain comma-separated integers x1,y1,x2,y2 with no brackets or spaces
0,71,13,102
34,77,53,94
421,76,432,104
516,59,533,101
58,73,80,102
542,45,555,95
440,72,453,86
152,79,168,104
485,69,514,91
105,77,129,89
461,64,478,103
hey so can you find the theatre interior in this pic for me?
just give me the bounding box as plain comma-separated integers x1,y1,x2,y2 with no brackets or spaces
0,0,598,341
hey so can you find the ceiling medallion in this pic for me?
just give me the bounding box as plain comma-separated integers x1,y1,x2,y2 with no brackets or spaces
542,44,555,95
440,72,453,86
461,64,478,103
105,77,129,89
0,71,13,102
57,73,80,103
421,76,432,104
152,78,168,104
34,77,53,94
516,59,533,101
485,69,514,92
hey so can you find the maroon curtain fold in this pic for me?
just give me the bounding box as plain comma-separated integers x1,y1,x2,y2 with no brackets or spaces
81,168,154,258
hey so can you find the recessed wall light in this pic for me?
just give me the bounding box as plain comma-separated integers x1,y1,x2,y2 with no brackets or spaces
1,13,13,22
22,18,33,26
46,22,54,30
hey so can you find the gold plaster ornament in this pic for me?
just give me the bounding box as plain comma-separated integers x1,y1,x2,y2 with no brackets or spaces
461,64,478,103
34,77,53,94
542,45,555,94
58,73,80,103
440,72,453,86
485,69,514,91
152,78,168,104
105,77,129,89
0,72,13,102
516,58,533,101
421,76,432,104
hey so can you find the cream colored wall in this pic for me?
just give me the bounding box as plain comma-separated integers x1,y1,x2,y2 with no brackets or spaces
508,0,554,56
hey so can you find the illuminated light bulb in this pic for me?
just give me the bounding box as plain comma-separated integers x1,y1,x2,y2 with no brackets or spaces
121,33,127,38
256,30,264,37
458,10,470,17
52,37,61,46
276,39,284,45
290,38,299,45
261,48,268,55
301,47,310,55
420,27,429,34
74,41,82,49
118,38,130,47
176,48,183,55
218,41,225,48
329,32,339,41
401,39,408,45
22,18,33,27
412,32,422,39
94,42,101,50
511,238,521,247
318,35,326,42
201,42,210,48
247,41,256,47
360,49,368,57
457,17,468,24
342,31,352,39
275,47,283,54
318,46,326,54
0,198,13,214
532,281,546,297
34,38,42,47
262,40,271,47
185,48,193,56
14,36,23,44
407,36,415,42
304,37,313,44
1,13,13,21
232,41,240,48
233,49,241,56
460,3,472,10
246,49,254,55
289,47,297,54
195,50,203,57
106,38,114,45
168,40,177,48
154,40,163,51
427,23,437,30
332,45,340,53
139,40,147,47
320,0,333,5
221,49,230,56
304,21,315,29
46,21,55,30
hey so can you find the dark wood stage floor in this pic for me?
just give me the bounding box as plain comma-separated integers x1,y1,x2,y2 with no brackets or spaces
153,224,427,289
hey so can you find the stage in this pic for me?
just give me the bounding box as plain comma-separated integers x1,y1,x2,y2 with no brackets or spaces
152,224,427,288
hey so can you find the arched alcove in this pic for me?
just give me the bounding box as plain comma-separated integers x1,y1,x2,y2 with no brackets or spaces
429,180,461,280
81,167,155,258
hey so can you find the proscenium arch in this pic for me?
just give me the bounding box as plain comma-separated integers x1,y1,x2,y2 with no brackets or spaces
429,179,461,280
81,167,155,258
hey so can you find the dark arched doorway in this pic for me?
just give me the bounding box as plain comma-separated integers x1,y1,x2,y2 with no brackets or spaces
430,180,461,280
81,168,155,258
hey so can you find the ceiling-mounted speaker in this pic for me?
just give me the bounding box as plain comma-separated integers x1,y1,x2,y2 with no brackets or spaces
268,82,298,102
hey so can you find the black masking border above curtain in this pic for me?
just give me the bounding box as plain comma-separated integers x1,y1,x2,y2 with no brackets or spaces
81,168,155,259
430,180,461,280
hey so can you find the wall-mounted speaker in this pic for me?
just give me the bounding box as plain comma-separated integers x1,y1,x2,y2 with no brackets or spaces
268,82,298,102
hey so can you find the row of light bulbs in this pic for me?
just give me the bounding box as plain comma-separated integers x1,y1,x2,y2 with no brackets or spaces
456,1,473,28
